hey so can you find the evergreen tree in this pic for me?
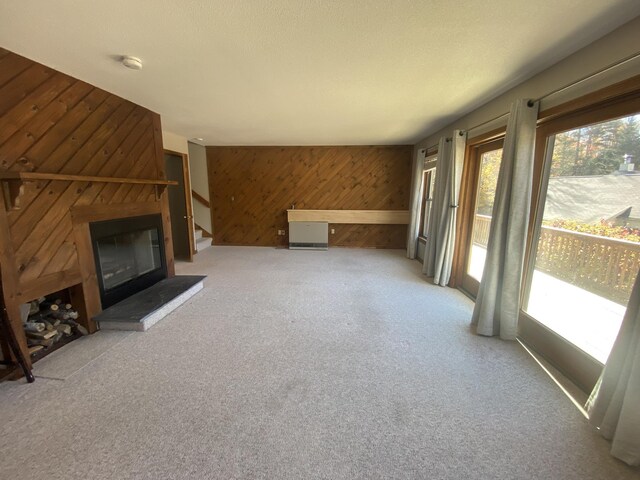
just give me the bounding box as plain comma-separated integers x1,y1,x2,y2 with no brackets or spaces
549,114,640,177
476,149,501,215
613,116,640,168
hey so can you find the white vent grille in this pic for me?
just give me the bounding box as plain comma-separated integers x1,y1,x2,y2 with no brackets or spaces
289,222,328,250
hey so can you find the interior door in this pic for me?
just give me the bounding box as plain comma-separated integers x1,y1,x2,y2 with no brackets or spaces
459,139,504,297
164,151,195,261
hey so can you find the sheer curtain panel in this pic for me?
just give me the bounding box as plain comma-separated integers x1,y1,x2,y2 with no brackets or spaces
407,148,426,259
423,131,466,286
423,137,448,278
586,269,640,466
471,99,539,339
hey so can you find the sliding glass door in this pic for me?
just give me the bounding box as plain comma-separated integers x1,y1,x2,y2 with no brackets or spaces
459,139,503,297
520,108,640,390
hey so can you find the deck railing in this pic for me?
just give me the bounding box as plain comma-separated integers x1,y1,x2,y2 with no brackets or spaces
472,214,640,305
472,214,492,247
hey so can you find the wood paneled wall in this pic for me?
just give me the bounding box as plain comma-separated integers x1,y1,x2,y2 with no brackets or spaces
207,146,412,248
0,48,171,366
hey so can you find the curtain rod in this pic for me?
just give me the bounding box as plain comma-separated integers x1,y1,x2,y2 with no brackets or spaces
424,133,459,152
422,49,640,149
531,50,640,104
423,137,450,153
468,50,640,134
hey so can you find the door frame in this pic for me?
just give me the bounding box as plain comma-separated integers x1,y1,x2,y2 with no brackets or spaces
452,134,504,294
164,149,195,262
518,84,640,392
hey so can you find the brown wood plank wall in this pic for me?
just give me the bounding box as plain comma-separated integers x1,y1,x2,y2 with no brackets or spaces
0,48,170,344
207,146,412,248
0,48,164,287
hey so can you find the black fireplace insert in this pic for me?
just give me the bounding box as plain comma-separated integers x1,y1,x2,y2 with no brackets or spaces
90,214,167,309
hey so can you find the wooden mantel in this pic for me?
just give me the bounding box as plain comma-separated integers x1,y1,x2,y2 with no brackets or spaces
0,171,177,185
287,209,410,225
0,171,178,209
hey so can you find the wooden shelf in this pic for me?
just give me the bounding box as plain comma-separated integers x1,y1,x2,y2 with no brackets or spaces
0,171,177,185
287,209,410,225
0,171,178,209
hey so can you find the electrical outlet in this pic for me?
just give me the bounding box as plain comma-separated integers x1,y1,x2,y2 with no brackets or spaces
331,228,335,234
277,229,286,236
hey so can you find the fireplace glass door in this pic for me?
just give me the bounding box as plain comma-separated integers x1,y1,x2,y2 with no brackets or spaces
96,228,162,291
90,214,167,308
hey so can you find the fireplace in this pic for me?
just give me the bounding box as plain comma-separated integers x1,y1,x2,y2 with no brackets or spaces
90,214,168,309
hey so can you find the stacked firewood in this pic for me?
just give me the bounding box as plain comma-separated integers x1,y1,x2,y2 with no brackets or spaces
23,297,88,356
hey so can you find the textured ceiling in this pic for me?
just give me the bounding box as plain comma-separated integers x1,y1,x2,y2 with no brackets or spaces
1,1,640,145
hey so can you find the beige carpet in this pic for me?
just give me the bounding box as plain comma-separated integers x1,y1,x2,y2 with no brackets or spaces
0,246,636,479
32,330,133,380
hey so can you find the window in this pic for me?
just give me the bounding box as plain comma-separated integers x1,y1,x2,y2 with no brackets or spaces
523,113,640,363
451,74,640,391
419,168,436,238
466,146,503,282
456,138,504,297
519,84,640,391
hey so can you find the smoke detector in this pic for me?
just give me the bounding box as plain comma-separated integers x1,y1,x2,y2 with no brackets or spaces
121,55,143,70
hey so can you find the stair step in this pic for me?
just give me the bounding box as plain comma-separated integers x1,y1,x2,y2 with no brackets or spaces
196,236,212,252
194,229,203,240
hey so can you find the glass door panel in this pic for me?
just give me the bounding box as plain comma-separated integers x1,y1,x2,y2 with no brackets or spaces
523,114,640,364
460,140,503,297
467,148,502,281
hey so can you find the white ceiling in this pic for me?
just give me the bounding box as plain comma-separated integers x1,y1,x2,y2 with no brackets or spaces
1,1,640,146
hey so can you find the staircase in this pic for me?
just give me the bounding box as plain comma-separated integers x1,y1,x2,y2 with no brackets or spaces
195,228,213,253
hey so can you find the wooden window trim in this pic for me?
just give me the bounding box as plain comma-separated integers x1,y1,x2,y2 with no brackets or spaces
451,137,504,290
537,72,640,126
450,74,640,291
417,153,438,243
452,74,640,290
527,77,640,268
520,74,640,392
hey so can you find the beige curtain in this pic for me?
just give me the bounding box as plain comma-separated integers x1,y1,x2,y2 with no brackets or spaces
423,131,466,286
423,137,447,279
407,149,426,259
471,99,539,339
585,269,640,466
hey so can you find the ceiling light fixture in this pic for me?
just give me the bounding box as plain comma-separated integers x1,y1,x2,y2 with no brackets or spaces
121,55,143,70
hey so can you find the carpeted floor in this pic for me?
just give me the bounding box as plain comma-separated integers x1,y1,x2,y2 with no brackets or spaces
0,246,636,479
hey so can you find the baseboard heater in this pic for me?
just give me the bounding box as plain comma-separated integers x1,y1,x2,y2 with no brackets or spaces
289,221,328,250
